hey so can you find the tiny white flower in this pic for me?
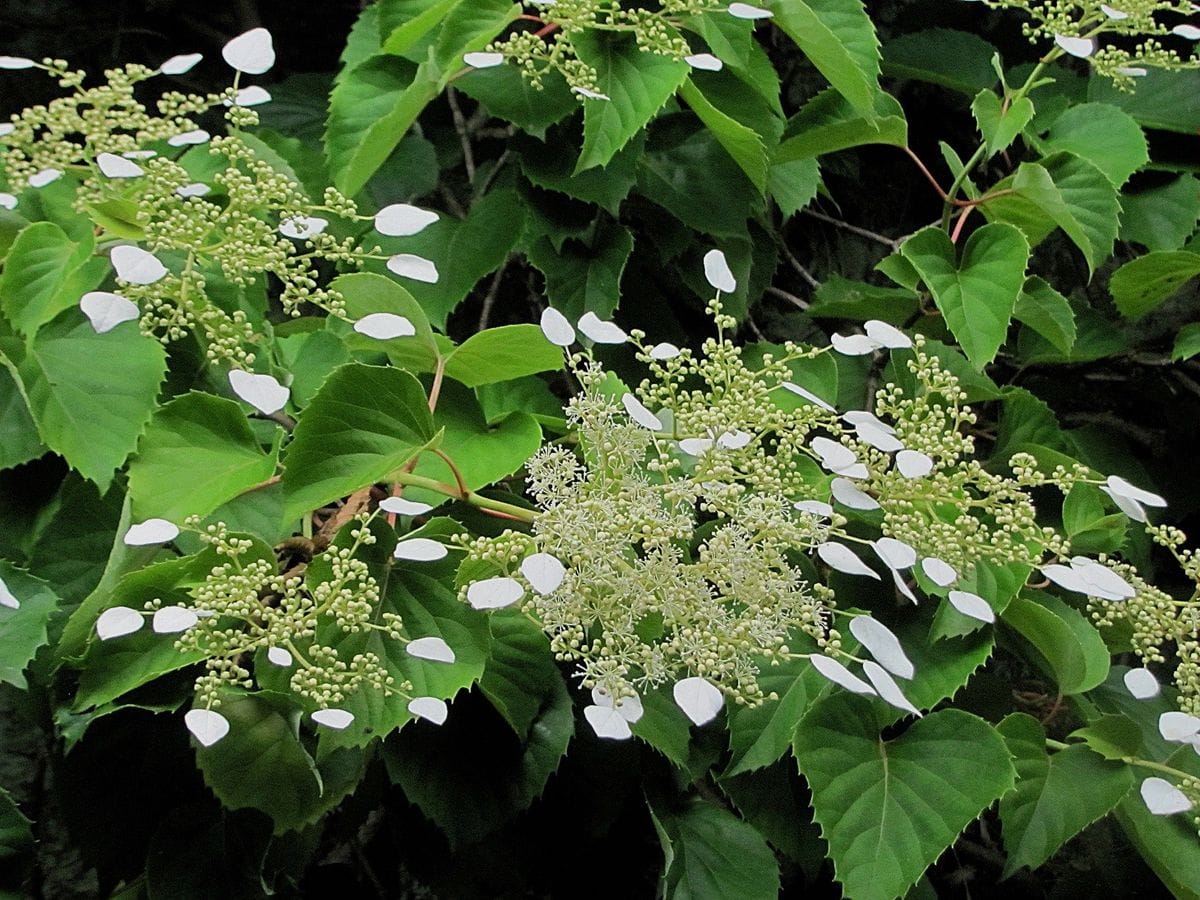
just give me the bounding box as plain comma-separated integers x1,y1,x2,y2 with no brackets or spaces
228,370,289,415
467,576,525,610
160,52,203,75
222,27,275,75
124,518,180,546
184,708,230,747
1123,667,1159,700
1158,711,1200,743
850,616,914,679
408,696,448,725
123,150,157,160
853,421,904,453
387,253,440,284
817,542,881,580
622,393,663,431
96,606,144,639
830,332,879,356
1172,24,1200,39
312,708,355,729
406,636,456,663
374,203,439,237
521,553,566,595
354,312,415,340
228,85,271,107
864,320,912,350
1099,4,1129,19
673,676,724,725
684,53,723,72
463,51,505,68
577,311,626,344
1140,777,1192,815
591,686,643,723
716,430,753,450
80,291,138,334
811,437,864,478
1101,475,1167,523
793,499,833,518
872,537,917,571
649,342,680,360
0,124,14,139
0,56,35,69
678,437,714,456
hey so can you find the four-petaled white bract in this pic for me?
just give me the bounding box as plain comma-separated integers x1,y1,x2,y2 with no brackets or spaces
521,553,566,595
571,86,610,101
863,661,921,716
393,538,448,562
577,312,626,344
168,129,210,147
540,307,575,347
1123,667,1159,700
702,248,737,293
948,590,995,624
0,576,19,609
0,56,35,69
374,203,439,237
354,313,415,340
228,369,290,415
673,676,724,725
176,182,211,198
267,646,293,667
1041,556,1135,601
684,53,723,71
1141,777,1192,816
278,215,327,240
96,606,144,640
463,51,505,68
111,245,168,285
124,518,180,546
809,654,876,695
817,542,881,580
409,696,448,725
379,497,432,516
728,2,773,18
1054,34,1095,58
592,686,644,723
873,537,917,571
850,615,914,678
230,86,271,107
782,381,835,411
160,52,203,75
830,478,880,511
387,253,440,283
864,320,912,349
921,557,957,586
96,152,144,179
0,193,16,210
222,27,275,74
811,436,866,478
467,576,525,610
1101,474,1167,524
407,636,456,663
584,705,633,740
312,708,355,729
896,449,934,478
80,291,139,334
28,168,62,188
1158,711,1200,743
622,393,663,431
152,605,199,634
649,342,680,360
185,708,230,747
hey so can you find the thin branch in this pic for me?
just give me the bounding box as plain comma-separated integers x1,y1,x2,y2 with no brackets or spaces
446,87,476,184
802,208,900,251
779,239,820,289
766,285,810,310
478,258,508,330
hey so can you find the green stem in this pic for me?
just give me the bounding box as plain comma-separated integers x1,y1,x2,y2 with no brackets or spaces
1046,738,1195,782
391,471,537,523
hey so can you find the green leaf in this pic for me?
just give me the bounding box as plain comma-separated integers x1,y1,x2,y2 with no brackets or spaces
765,0,879,113
274,328,351,408
0,787,32,859
678,77,768,192
630,686,694,767
0,222,103,337
573,31,689,173
1069,714,1143,761
1120,175,1200,251
899,224,1029,370
25,475,124,605
282,364,436,522
127,392,278,522
971,90,1034,157
456,66,576,139
997,713,1132,877
443,324,563,387
10,311,166,490
380,0,464,54
807,274,919,321
1040,103,1147,188
1001,593,1110,694
194,693,324,834
0,366,43,470
768,157,820,219
793,696,1015,900
900,626,995,710
332,270,439,371
649,797,781,900
527,218,634,320
0,563,59,688
1115,781,1200,900
517,128,645,214
1087,68,1200,135
1012,276,1076,355
1108,250,1200,320
1062,482,1126,555
479,609,560,739
883,29,998,94
776,89,907,163
1173,322,1200,362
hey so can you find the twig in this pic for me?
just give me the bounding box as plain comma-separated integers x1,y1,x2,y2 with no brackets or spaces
802,208,900,251
779,239,820,289
478,257,508,330
446,87,475,184
766,285,809,310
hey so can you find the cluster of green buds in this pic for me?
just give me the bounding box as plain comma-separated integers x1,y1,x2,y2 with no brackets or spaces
978,0,1200,88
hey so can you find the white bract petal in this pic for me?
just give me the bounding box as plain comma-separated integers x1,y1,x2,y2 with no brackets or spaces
1054,34,1096,57
393,538,448,562
467,576,525,610
80,291,138,334
702,248,737,292
678,437,714,456
407,636,456,663
379,497,432,516
168,129,210,147
1115,66,1148,77
28,168,62,188
1102,486,1147,522
818,542,881,580
571,86,611,101
896,449,934,478
0,192,16,209
160,52,203,75
408,696,448,725
794,499,834,518
0,124,13,138
312,708,355,730
650,342,680,360
855,422,904,453
229,85,271,107
463,51,505,68
843,410,895,434
717,430,752,450
387,253,439,283
1106,475,1167,508
622,393,663,431
592,687,644,723
540,306,575,347
152,606,199,634
584,705,632,739
96,152,144,178
578,311,626,344
673,676,724,725
873,537,917,571
521,553,566,595
850,616,914,679
864,319,912,349
111,245,168,285
1042,562,1090,594
0,576,18,609
222,27,275,74
278,215,327,239
175,182,210,198
684,53,723,71
830,477,881,510
892,570,918,604
1070,556,1136,601
728,2,773,18
811,436,858,473
96,606,144,639
124,518,180,546
831,333,879,356
1173,24,1200,39
1141,777,1192,815
354,312,415,340
809,654,876,695
863,661,921,716
267,646,293,667
1159,711,1200,742
948,590,995,624
185,709,230,747
228,370,289,415
0,56,36,69
1099,4,1129,18
1124,667,1160,700
782,381,835,411
374,203,439,237
123,150,157,160
921,557,958,587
